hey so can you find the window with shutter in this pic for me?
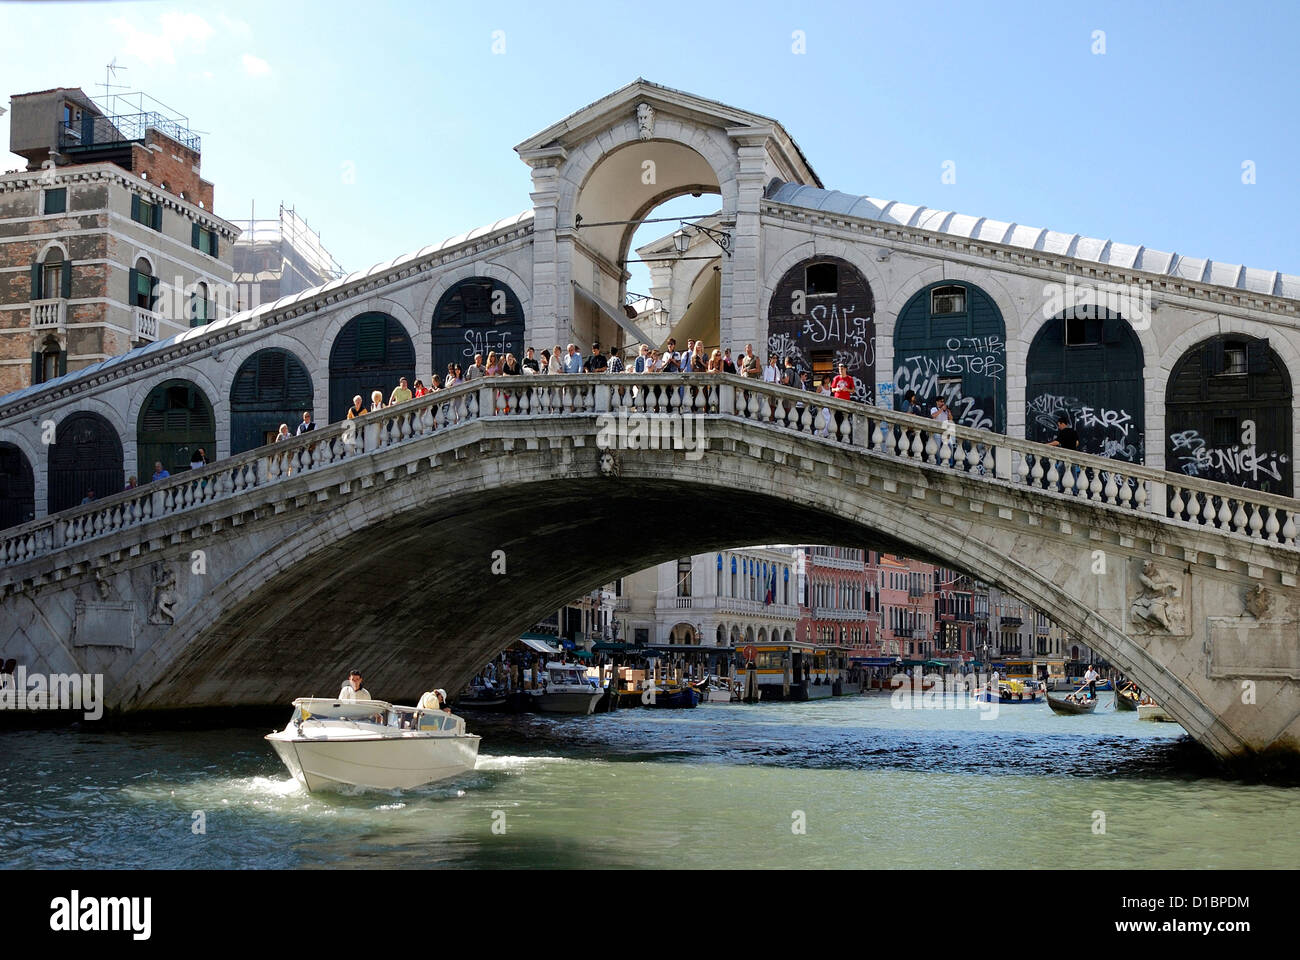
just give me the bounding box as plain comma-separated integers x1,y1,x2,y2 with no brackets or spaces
356,316,387,364
43,188,67,215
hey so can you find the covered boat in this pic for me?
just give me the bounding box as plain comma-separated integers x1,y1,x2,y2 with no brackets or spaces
527,662,604,714
266,698,480,792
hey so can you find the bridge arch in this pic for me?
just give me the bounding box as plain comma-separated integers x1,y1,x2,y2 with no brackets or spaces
430,277,527,381
1026,310,1146,463
136,379,216,480
1154,315,1300,485
894,280,1008,432
327,312,416,422
48,410,123,512
1164,334,1293,496
765,255,876,401
228,347,315,455
0,443,35,531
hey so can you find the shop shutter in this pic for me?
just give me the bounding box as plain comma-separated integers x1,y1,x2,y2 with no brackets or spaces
1247,338,1270,375
1206,338,1225,376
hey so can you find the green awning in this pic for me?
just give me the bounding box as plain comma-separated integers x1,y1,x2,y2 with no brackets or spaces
569,650,593,660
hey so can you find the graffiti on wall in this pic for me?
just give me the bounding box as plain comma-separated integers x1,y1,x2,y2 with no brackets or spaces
893,336,1006,431
767,302,876,404
1169,429,1288,486
1026,392,1142,462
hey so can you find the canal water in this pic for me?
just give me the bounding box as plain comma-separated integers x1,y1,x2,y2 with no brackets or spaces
2,693,1296,869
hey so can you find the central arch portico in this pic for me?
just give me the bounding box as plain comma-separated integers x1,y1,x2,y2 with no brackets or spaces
516,79,821,357
2,375,1298,765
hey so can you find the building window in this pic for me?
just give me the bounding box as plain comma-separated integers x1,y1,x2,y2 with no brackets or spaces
43,188,67,215
805,262,839,296
191,282,211,327
1065,315,1103,345
676,557,692,598
36,336,63,384
931,284,966,316
193,224,218,257
41,249,64,300
1221,342,1247,376
131,258,156,310
131,195,163,231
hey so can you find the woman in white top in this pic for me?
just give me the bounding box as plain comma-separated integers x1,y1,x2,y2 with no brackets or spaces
547,345,564,375
274,424,291,442
370,389,385,411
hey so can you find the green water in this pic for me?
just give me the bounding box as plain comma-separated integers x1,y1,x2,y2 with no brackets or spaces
2,694,1295,869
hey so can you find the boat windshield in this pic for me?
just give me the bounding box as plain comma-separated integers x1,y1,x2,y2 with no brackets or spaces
294,699,390,724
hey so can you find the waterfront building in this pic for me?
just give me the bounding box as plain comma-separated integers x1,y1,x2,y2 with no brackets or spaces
615,547,799,651
531,583,617,654
796,545,871,652
0,86,239,398
934,567,975,660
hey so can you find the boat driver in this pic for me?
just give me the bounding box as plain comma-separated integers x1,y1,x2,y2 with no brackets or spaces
417,688,452,713
339,670,370,701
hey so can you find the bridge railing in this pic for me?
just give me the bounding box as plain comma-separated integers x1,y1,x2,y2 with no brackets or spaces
2,373,1297,569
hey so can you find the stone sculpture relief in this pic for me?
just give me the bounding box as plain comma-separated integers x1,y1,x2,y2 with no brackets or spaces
148,563,179,626
1130,560,1185,633
636,102,655,140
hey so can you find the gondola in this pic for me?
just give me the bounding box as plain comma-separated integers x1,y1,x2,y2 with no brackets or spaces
1115,685,1140,711
1046,692,1098,715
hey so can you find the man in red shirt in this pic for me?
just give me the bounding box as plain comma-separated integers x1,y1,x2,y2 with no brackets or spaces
830,364,855,401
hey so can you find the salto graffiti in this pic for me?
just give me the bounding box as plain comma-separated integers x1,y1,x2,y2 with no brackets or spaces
1026,393,1142,462
460,327,516,362
1169,429,1289,486
767,302,876,404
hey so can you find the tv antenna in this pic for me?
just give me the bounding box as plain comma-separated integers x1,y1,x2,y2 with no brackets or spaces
97,58,130,101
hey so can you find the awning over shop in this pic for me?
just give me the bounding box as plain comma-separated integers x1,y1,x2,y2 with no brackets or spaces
850,657,898,667
516,635,563,655
569,650,593,660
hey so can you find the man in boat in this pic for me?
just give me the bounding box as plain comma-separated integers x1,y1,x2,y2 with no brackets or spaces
1083,664,1099,700
417,688,452,714
338,670,370,700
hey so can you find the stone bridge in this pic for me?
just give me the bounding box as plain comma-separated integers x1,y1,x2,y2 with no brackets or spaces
2,374,1299,763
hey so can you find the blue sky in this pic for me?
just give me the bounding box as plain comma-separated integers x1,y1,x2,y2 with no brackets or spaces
4,0,1298,292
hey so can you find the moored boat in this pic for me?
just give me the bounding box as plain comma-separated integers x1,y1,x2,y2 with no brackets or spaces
266,697,480,792
527,661,604,715
1115,685,1140,711
1047,692,1098,715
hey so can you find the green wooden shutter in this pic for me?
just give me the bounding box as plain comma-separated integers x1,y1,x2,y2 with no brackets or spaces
1206,338,1225,376
58,351,67,376
60,260,72,299
211,233,218,258
152,203,162,231
148,274,159,311
1247,338,1270,375
128,268,139,307
192,222,200,249
131,195,141,223
30,262,42,299
31,352,41,383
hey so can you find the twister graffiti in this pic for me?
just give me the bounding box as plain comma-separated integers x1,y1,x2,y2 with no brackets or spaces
894,335,1005,430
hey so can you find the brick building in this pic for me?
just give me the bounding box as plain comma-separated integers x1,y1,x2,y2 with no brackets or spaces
796,545,871,652
0,86,239,395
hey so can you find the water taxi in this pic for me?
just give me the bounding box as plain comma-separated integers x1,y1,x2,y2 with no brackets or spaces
526,661,605,714
266,697,480,792
975,678,1045,704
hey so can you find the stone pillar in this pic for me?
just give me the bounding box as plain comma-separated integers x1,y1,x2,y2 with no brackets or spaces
725,127,775,355
522,146,567,354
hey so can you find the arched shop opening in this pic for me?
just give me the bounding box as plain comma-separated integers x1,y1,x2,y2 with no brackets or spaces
137,379,215,480
432,278,525,378
48,412,123,512
0,443,35,529
1165,334,1292,496
230,348,315,455
1025,309,1145,462
894,281,1006,431
766,256,876,400
328,313,415,422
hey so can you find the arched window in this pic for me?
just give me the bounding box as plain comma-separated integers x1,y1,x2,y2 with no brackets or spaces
230,348,315,454
432,278,526,377
48,412,123,513
328,313,415,422
191,281,211,327
137,379,215,480
0,443,36,530
130,257,157,310
37,335,63,385
39,247,66,301
767,256,876,398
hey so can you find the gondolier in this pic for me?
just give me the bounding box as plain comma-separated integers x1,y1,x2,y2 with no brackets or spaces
1083,664,1099,700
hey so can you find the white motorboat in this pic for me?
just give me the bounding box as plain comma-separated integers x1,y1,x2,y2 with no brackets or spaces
266,697,480,792
692,675,739,703
528,662,604,714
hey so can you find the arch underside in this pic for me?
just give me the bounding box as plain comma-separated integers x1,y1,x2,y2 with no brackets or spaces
124,435,1256,760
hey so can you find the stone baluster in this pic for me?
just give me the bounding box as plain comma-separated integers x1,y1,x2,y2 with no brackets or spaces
1216,496,1232,531
1281,511,1297,545
1103,472,1119,505
1088,470,1102,503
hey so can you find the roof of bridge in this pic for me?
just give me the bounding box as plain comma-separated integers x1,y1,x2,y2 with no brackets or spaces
765,181,1300,301
0,210,534,407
